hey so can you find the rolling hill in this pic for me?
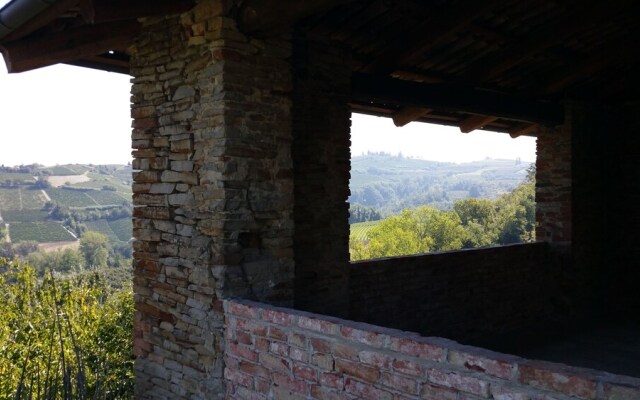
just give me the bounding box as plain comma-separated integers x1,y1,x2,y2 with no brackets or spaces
0,164,133,249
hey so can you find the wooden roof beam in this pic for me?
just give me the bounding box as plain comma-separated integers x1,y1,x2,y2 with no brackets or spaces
0,19,139,73
459,115,497,133
79,0,195,24
392,107,432,127
237,0,353,36
351,73,564,127
362,0,502,74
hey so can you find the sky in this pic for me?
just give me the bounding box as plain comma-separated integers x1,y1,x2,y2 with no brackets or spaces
0,55,536,167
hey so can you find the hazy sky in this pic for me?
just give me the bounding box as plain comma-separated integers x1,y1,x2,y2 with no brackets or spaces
0,54,536,167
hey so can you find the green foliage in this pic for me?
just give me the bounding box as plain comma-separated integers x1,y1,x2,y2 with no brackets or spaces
0,259,134,399
80,232,109,268
350,175,536,261
1,241,39,259
27,248,85,275
349,204,383,224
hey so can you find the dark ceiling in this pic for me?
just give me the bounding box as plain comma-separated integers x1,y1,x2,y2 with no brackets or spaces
1,0,637,135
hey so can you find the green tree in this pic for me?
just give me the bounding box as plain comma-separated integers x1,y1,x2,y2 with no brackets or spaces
353,206,467,260
454,198,498,248
80,231,109,268
495,172,535,244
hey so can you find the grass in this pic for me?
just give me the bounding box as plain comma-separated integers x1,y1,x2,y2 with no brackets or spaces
8,222,76,242
109,217,132,242
47,188,98,208
350,220,380,241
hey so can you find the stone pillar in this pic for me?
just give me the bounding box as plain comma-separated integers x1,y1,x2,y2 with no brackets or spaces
291,34,352,317
130,2,294,398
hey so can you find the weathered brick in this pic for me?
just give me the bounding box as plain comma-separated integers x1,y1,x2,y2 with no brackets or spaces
428,369,490,398
335,359,379,383
518,362,597,399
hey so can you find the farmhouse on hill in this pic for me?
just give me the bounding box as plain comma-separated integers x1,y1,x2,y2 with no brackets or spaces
1,0,639,398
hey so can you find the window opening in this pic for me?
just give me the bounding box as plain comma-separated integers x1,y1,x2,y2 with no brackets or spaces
349,112,537,261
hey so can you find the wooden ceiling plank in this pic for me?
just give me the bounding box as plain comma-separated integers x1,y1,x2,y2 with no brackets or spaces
464,1,628,83
392,106,432,127
540,39,631,95
351,73,564,127
1,0,79,42
362,0,503,74
459,115,498,133
0,20,139,73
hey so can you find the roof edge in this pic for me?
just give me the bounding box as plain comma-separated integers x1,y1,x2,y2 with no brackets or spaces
0,0,56,40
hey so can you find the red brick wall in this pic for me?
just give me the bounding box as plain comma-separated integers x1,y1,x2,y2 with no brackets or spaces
224,299,640,399
536,120,572,242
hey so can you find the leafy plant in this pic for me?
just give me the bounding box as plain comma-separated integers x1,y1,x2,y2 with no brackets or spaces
0,259,134,399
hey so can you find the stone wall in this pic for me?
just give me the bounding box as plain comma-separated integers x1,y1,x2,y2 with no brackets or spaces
224,298,640,400
349,243,574,347
130,2,296,397
292,34,352,317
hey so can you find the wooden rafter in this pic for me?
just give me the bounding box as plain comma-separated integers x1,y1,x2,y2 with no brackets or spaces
79,0,194,24
351,73,564,126
459,115,497,133
0,20,139,73
66,52,130,74
509,123,539,138
392,107,432,127
361,0,502,74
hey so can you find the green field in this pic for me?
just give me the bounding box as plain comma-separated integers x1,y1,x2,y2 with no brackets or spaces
350,220,380,241
85,219,120,242
41,165,80,175
84,218,132,242
8,222,76,243
0,188,46,210
69,173,132,194
0,172,35,184
47,188,98,208
85,190,130,206
109,218,132,242
1,209,49,223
